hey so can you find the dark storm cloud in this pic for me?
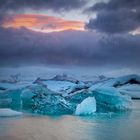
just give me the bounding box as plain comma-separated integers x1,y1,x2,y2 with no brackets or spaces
85,0,140,34
0,0,86,12
0,27,140,69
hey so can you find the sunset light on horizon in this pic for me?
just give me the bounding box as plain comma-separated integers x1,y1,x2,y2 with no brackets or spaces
2,14,85,32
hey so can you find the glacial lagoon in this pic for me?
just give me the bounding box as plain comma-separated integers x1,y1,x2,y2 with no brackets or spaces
0,100,140,140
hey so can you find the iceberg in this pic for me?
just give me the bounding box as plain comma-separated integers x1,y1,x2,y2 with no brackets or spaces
0,89,22,110
0,108,22,117
113,74,140,87
89,74,140,88
118,84,140,99
75,97,96,115
0,75,135,115
0,98,12,108
112,74,140,98
89,74,140,99
91,87,132,112
0,80,32,109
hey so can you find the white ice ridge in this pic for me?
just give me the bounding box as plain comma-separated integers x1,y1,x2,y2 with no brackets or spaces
75,97,96,115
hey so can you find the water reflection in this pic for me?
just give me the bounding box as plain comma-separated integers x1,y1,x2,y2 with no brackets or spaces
0,101,140,140
0,115,92,140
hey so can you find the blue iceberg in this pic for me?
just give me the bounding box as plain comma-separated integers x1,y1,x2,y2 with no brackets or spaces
91,87,132,112
0,75,133,115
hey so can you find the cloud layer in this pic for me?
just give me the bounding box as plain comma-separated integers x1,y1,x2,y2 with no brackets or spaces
86,0,140,34
0,27,140,70
0,0,86,12
0,0,140,74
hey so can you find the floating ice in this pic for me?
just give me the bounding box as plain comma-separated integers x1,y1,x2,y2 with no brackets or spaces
118,84,140,99
0,108,22,117
75,97,96,115
113,74,140,87
0,75,135,115
0,89,22,109
89,74,140,88
91,87,132,112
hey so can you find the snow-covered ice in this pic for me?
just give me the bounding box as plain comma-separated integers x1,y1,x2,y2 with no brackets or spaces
41,80,76,93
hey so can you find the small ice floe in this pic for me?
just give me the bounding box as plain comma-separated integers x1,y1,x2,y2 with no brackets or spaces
0,108,22,117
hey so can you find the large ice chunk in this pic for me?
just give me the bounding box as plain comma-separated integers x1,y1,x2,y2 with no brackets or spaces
118,84,140,99
75,97,96,115
113,74,140,87
89,74,140,89
0,89,22,110
0,108,22,117
91,87,132,112
101,74,140,99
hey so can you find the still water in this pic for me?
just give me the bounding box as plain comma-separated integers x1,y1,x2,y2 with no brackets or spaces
0,100,140,140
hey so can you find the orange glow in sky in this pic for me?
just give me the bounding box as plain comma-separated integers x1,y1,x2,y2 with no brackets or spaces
2,14,85,32
130,27,140,35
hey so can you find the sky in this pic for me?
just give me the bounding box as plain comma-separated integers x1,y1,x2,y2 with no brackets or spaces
0,0,140,78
